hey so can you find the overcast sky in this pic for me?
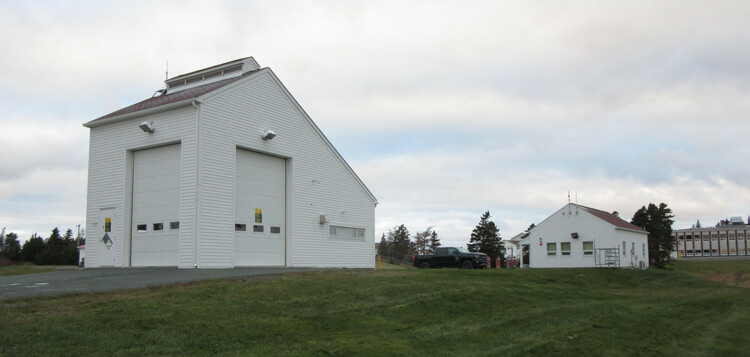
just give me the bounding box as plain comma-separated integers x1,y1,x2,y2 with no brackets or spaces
1,1,749,248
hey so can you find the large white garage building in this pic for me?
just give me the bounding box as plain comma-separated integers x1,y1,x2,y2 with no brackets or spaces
83,57,377,268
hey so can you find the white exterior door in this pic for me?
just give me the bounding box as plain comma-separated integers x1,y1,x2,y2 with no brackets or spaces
234,149,285,266
98,207,117,266
131,144,181,267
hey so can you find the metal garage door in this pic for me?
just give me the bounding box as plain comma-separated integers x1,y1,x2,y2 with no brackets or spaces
131,144,180,267
234,149,285,266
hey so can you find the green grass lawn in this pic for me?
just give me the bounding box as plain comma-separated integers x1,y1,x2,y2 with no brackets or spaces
0,264,56,276
1,263,749,356
671,259,750,287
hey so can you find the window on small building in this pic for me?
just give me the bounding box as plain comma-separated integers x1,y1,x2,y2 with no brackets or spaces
153,223,163,231
170,221,180,230
622,241,626,255
137,224,147,232
560,242,571,256
643,244,646,256
547,243,557,256
235,224,247,232
270,226,281,234
253,225,264,233
329,226,365,240
583,241,594,256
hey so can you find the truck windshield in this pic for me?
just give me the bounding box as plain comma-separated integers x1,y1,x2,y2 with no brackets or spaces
456,248,469,253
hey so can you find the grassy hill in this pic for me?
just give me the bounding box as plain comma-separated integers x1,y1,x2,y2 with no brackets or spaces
1,261,749,356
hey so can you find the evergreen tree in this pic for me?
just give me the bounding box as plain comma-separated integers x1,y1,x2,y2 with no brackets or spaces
22,233,46,262
38,227,79,265
377,233,388,257
695,220,701,228
412,227,434,255
386,225,411,263
520,223,536,239
468,211,505,268
47,227,63,247
63,228,74,243
427,230,441,254
631,203,674,269
1,232,22,261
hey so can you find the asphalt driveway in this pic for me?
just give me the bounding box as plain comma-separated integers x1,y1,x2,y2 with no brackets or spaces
0,267,325,300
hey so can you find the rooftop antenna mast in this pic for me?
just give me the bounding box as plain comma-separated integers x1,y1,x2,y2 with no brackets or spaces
165,60,169,80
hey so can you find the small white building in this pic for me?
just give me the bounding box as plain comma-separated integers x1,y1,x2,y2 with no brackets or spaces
83,57,377,268
502,233,525,267
519,203,649,269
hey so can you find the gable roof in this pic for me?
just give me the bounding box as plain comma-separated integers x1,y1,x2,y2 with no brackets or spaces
82,58,377,205
85,73,255,126
576,204,646,232
519,203,647,243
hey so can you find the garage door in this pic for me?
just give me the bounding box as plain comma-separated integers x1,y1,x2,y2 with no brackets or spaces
234,149,285,266
131,144,180,267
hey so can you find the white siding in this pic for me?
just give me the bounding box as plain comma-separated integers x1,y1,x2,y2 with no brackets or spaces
86,67,376,269
131,144,181,267
85,105,198,268
522,204,649,269
197,70,376,268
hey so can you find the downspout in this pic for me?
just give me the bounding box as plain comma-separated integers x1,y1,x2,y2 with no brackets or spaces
192,99,202,268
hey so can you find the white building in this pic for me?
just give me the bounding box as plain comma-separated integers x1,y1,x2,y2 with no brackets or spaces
502,233,525,267
83,57,377,268
519,204,649,269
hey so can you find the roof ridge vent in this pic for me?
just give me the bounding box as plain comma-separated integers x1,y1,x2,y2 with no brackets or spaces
165,57,260,93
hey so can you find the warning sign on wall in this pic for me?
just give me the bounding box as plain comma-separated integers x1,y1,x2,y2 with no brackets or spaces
105,217,111,233
255,208,263,223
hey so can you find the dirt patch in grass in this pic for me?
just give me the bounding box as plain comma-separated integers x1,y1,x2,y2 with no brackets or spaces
704,272,750,287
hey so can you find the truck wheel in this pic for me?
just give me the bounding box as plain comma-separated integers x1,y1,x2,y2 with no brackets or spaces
461,260,473,269
419,262,430,269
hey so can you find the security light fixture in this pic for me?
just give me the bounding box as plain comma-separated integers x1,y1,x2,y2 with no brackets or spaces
139,121,155,133
262,129,276,140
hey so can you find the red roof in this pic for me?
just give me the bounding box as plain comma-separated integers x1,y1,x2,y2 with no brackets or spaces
578,205,647,232
88,72,256,124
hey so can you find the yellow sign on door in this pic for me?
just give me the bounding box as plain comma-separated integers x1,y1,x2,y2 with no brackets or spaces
255,209,263,223
105,217,112,232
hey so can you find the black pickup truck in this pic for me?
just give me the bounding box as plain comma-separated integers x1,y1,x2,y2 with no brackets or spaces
413,247,488,269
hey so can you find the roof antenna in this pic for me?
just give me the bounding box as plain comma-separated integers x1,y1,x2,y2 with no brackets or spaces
575,193,578,214
165,60,169,80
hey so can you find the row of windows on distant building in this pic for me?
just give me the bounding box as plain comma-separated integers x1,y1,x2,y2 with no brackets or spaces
674,227,749,257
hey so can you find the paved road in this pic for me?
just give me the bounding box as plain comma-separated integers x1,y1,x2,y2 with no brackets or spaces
0,267,325,300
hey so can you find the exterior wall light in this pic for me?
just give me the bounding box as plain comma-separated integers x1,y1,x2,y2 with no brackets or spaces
262,130,276,140
139,121,155,133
